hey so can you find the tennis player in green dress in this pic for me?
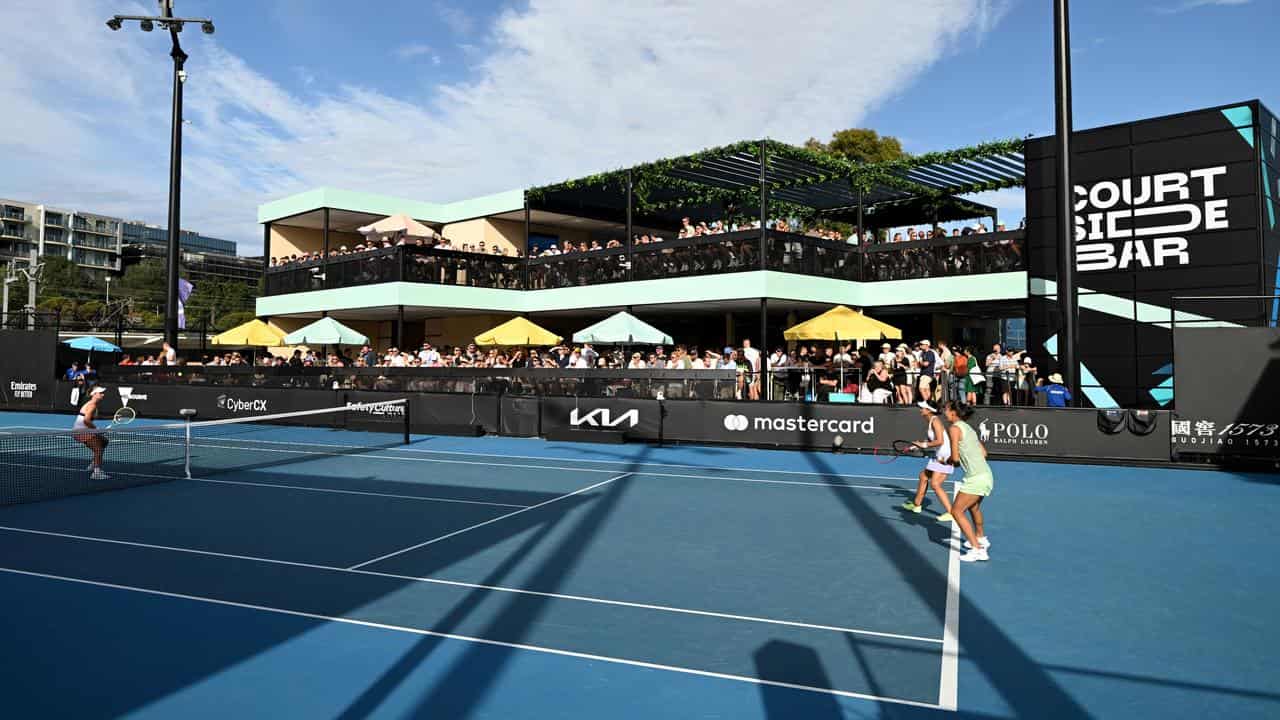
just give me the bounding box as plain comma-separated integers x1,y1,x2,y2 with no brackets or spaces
942,401,994,562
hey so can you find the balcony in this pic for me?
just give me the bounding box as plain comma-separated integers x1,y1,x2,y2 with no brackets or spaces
266,229,1024,297
266,243,525,295
2,207,26,222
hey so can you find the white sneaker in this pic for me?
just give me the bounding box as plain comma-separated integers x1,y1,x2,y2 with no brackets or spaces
90,468,110,481
959,548,989,562
963,537,992,550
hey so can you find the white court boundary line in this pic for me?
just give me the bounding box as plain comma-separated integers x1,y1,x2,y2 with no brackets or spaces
0,424,920,483
938,520,962,710
0,524,943,644
348,474,632,570
0,433,923,492
0,461,529,509
0,566,944,711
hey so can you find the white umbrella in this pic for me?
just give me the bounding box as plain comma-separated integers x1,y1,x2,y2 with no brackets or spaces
357,214,437,241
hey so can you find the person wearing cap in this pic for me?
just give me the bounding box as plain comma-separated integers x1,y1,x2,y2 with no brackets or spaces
1035,372,1072,407
72,386,111,480
878,342,895,369
892,344,914,405
917,339,938,403
901,400,955,522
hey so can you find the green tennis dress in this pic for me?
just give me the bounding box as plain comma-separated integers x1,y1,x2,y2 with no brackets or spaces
954,420,994,496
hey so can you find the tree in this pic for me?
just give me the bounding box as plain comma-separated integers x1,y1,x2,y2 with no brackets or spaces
804,128,907,164
215,310,257,332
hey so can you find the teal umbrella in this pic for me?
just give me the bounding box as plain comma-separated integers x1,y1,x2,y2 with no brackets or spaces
63,335,122,366
64,336,122,353
572,311,673,345
283,317,369,346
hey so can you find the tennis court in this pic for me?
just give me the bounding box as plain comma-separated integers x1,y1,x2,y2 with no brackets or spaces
0,407,1277,719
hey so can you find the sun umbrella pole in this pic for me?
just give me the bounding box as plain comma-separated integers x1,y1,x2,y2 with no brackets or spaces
837,330,843,392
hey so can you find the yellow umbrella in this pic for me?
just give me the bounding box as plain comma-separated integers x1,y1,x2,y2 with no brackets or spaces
783,305,902,342
475,317,563,347
210,319,286,347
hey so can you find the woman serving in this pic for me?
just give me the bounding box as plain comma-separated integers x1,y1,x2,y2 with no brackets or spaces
73,385,110,480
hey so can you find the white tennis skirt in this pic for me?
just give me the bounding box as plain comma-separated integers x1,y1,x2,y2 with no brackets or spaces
926,459,955,475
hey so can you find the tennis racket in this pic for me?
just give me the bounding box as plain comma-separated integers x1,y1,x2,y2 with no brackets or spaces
875,439,928,464
109,407,136,428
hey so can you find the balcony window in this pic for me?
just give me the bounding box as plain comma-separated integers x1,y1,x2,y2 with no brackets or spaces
44,212,63,227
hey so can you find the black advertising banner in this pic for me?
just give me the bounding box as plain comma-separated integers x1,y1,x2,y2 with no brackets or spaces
401,392,500,434
53,382,346,421
662,400,919,450
662,401,1169,461
1172,327,1280,458
1025,101,1270,409
0,329,57,410
965,407,1170,462
538,397,663,440
500,395,540,437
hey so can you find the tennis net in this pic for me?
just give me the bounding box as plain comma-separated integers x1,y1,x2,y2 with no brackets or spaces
0,398,410,506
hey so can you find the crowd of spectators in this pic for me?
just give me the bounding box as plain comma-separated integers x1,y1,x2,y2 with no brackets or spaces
269,234,518,270
764,339,1045,407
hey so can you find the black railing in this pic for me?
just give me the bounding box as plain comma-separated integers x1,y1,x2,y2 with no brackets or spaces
265,230,1025,295
265,245,526,295
98,365,741,400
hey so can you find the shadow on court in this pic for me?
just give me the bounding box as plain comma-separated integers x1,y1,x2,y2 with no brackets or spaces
803,448,1096,719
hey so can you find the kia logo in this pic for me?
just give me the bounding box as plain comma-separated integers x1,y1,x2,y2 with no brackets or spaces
570,408,639,428
723,414,749,431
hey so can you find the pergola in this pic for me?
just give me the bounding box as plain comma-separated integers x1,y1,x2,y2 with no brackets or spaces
526,137,1027,237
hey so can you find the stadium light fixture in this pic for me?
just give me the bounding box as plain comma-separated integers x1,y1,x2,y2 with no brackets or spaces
201,21,215,35
106,17,122,30
140,19,153,32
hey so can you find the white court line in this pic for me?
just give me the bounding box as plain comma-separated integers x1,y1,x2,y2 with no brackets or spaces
348,473,632,570
189,477,530,509
0,524,943,644
0,566,943,711
0,461,529,509
0,426,916,483
938,521,962,710
0,434,920,492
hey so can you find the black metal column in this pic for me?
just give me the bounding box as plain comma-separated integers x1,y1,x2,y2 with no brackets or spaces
262,221,272,295
625,170,634,281
758,141,768,270
163,44,187,348
759,297,768,399
395,304,404,348
322,207,330,288
1053,0,1079,405
523,195,531,289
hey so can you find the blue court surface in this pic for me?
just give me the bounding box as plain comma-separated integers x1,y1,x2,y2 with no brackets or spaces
0,410,1277,719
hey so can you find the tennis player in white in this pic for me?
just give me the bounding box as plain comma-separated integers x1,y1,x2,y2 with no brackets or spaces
901,400,955,522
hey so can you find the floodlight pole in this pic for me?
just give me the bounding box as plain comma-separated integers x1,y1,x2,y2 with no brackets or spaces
164,3,187,350
1053,0,1079,405
106,1,214,350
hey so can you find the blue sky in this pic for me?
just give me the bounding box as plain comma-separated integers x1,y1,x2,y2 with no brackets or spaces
0,0,1273,253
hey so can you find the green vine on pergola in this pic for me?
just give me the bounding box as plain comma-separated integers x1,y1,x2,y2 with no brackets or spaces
525,137,1026,214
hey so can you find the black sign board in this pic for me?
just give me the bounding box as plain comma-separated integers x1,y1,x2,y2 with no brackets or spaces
1025,101,1272,409
0,329,56,410
1172,326,1280,458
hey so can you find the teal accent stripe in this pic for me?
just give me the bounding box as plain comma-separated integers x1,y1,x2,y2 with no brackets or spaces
1149,377,1174,407
1223,105,1256,147
1044,333,1119,408
1221,105,1254,127
1264,165,1277,230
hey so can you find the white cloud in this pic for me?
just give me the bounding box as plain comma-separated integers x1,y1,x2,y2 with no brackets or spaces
1156,0,1250,14
394,43,436,61
0,0,1015,254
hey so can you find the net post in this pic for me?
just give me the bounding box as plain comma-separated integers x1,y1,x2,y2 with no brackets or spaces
179,408,197,479
403,398,411,445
